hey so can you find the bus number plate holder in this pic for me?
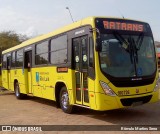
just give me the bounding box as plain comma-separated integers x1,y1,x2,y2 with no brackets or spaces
132,101,143,106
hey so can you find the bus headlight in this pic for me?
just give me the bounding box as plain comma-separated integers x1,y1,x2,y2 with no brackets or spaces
154,78,160,92
100,81,116,96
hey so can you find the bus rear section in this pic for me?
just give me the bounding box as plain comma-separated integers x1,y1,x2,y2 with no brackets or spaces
93,18,159,111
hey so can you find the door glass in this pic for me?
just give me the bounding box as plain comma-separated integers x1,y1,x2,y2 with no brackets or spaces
73,39,80,71
7,57,11,70
82,37,88,70
73,35,89,104
83,72,89,103
25,51,32,69
75,72,81,101
25,51,32,93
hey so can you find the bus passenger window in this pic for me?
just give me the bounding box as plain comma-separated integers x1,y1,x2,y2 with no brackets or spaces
89,37,94,67
24,51,32,68
35,41,49,65
16,49,23,67
50,35,67,65
7,58,11,70
2,55,7,69
11,52,16,68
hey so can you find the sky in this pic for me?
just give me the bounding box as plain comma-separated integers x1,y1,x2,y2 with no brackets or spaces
0,0,160,41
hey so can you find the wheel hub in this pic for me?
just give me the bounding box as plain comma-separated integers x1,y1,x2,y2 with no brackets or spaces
61,92,69,109
15,85,19,96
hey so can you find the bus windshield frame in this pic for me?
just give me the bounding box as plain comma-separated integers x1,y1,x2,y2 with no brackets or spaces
95,18,157,87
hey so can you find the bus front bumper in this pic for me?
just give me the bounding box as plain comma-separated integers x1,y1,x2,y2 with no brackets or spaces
94,90,159,111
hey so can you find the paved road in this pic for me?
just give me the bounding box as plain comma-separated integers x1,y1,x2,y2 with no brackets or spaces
0,89,160,134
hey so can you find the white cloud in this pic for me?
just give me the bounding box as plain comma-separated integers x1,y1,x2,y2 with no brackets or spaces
20,26,38,37
0,6,32,32
0,6,71,37
0,1,159,41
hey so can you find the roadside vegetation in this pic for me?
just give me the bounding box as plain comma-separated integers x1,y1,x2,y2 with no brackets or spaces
0,31,29,62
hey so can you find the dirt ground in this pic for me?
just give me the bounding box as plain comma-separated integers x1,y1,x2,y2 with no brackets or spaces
0,88,160,134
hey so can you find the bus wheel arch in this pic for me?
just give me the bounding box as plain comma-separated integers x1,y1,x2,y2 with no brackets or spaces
14,79,18,87
14,79,26,99
55,82,73,114
55,82,66,107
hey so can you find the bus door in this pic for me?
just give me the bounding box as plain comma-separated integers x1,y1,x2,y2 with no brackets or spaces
24,51,32,93
73,35,89,106
7,56,11,89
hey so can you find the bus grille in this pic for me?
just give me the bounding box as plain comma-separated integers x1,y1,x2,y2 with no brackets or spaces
120,95,152,106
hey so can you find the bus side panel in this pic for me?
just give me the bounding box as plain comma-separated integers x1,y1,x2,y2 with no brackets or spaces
70,70,76,105
31,67,74,103
10,70,15,91
59,69,74,105
0,74,2,87
41,67,56,100
23,69,29,94
32,67,55,100
14,69,28,94
31,67,49,99
54,68,74,105
2,70,9,89
87,78,96,109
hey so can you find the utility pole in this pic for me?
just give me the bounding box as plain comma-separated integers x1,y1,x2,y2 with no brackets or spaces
66,7,74,23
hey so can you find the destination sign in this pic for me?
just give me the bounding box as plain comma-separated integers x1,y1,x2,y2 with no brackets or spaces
95,18,151,34
103,21,144,32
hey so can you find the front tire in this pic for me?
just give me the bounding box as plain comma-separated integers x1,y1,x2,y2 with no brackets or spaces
14,82,26,99
60,86,73,114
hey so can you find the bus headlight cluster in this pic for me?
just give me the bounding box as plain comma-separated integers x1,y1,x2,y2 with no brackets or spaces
100,81,116,96
154,78,160,92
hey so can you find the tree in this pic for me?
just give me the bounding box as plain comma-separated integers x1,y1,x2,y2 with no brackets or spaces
0,31,29,62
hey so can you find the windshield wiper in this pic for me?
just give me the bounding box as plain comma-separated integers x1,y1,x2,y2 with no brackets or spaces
129,37,138,63
113,31,134,63
136,32,144,50
113,31,129,50
128,37,134,64
128,36,138,76
129,33,144,63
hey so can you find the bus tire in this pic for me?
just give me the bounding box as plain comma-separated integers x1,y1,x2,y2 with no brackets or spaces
14,82,26,99
59,86,73,114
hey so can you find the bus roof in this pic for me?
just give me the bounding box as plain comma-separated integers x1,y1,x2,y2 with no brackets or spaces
2,16,146,54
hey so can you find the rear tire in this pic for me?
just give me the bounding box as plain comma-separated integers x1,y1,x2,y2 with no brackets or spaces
60,86,73,114
14,82,27,99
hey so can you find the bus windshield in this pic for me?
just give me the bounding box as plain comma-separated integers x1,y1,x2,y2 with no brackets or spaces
99,34,156,78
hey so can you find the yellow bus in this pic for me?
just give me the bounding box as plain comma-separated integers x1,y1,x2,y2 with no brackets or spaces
0,64,2,87
1,17,159,113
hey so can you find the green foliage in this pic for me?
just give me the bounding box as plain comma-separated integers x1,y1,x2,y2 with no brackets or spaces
0,31,28,51
0,31,29,62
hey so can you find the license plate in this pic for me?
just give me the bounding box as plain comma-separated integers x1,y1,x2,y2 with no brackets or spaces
132,101,143,106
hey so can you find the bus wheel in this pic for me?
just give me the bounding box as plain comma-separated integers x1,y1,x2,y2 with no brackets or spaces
60,86,73,114
14,82,26,99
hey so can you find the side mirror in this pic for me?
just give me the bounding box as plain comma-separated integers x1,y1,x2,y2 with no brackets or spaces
96,38,102,51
